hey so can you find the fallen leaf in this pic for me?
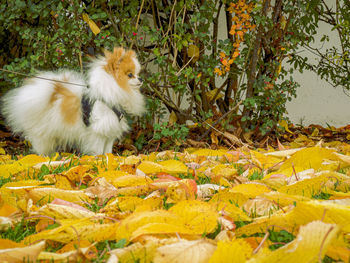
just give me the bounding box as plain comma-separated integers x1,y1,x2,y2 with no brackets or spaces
0,240,45,262
248,221,339,263
154,239,216,263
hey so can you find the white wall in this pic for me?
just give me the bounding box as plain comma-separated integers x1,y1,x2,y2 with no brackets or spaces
285,2,350,127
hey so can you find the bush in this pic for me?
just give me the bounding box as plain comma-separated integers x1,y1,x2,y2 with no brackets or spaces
0,0,322,140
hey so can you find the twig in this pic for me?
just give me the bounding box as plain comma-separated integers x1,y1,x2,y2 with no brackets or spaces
253,231,270,254
318,226,335,263
198,100,243,141
291,162,299,181
0,68,86,87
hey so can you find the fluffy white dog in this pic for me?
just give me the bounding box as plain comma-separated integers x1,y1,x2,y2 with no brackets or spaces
1,47,145,155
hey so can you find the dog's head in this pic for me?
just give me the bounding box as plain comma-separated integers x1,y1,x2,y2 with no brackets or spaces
103,47,143,92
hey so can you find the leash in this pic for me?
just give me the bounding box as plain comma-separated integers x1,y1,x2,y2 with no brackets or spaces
0,68,87,87
1,67,126,125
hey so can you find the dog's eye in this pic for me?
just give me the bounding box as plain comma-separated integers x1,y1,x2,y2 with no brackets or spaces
128,73,134,78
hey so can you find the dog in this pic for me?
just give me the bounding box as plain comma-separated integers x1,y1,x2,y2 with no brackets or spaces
1,47,145,155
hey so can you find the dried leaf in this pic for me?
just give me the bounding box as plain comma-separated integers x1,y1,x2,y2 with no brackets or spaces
82,13,100,35
0,240,45,262
249,221,339,263
154,239,216,263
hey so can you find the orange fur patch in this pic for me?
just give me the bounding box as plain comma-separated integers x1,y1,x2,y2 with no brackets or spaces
50,83,80,125
104,47,136,92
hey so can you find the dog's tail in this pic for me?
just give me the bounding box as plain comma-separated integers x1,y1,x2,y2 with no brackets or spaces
1,75,59,136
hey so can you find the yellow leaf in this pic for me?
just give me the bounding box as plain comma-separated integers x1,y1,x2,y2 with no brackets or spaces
137,160,188,175
154,239,216,263
33,203,99,219
249,221,339,263
311,128,319,137
230,183,272,198
115,210,180,241
260,191,310,207
264,148,304,158
210,131,219,145
277,172,347,197
164,179,197,203
37,251,79,262
99,170,130,179
0,148,5,155
206,88,224,102
326,240,350,262
107,174,153,188
278,120,293,134
188,44,200,61
82,13,100,35
290,200,350,232
0,180,47,209
137,161,165,174
169,111,178,126
243,197,279,217
63,165,93,183
130,223,199,241
209,239,253,263
169,200,218,234
212,164,237,179
105,196,162,213
282,147,337,170
109,238,179,263
0,154,47,178
250,150,283,170
25,219,117,244
210,190,250,207
27,187,90,205
55,175,74,190
158,160,188,174
0,240,45,262
212,201,251,221
236,199,350,236
0,204,18,217
266,147,339,178
219,177,232,187
235,209,290,237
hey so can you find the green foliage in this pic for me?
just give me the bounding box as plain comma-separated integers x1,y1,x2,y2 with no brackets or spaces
300,1,350,90
0,176,12,188
312,192,332,200
268,229,295,250
153,122,189,142
249,170,264,180
237,0,320,134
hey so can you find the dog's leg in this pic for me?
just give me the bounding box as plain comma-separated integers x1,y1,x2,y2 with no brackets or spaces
82,135,107,155
30,137,56,156
103,138,115,154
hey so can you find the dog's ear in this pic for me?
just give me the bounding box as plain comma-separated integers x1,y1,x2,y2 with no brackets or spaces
124,50,136,58
113,47,125,61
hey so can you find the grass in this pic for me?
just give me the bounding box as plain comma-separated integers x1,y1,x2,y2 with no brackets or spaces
312,192,332,200
268,229,295,250
0,176,12,188
249,170,264,181
93,239,127,262
0,218,36,242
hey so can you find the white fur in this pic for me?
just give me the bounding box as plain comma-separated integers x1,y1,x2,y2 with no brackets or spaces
1,52,145,156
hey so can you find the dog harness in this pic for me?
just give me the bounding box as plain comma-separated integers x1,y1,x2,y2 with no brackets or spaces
81,92,125,127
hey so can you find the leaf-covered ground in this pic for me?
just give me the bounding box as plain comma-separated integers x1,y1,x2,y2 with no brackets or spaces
0,136,350,262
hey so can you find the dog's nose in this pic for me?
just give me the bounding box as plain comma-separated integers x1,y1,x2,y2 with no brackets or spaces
138,77,143,83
